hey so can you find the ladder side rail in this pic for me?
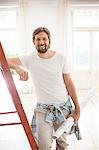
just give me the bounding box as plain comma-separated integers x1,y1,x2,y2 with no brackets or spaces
0,42,38,150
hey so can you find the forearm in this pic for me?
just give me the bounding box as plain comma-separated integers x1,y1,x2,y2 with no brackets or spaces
63,74,80,122
63,74,80,112
66,81,80,112
7,58,28,81
7,57,23,70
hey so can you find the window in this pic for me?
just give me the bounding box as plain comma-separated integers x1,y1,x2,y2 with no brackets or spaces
73,31,89,70
0,6,19,56
93,32,99,69
72,7,99,70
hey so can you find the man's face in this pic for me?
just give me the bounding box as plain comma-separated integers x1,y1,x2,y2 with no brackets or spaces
33,31,50,53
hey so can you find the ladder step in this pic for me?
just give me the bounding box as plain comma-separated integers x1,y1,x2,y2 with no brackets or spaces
0,111,17,115
0,122,21,126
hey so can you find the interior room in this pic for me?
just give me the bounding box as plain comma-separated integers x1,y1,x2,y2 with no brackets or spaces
0,0,99,150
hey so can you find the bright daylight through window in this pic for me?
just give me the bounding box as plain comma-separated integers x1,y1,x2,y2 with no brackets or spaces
72,7,99,70
0,7,19,56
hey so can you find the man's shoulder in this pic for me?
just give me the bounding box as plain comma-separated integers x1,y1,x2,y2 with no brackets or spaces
55,51,65,59
19,51,36,61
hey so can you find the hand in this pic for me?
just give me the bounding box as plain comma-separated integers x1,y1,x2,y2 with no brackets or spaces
67,107,80,123
15,66,28,81
70,110,80,123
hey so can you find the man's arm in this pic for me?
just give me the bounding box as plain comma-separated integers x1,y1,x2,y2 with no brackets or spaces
7,57,22,68
7,57,28,81
63,73,80,122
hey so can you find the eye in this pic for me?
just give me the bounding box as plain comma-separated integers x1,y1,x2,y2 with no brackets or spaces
36,38,40,41
43,38,47,41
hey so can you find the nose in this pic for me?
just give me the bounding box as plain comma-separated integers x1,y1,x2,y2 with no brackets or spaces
39,39,44,45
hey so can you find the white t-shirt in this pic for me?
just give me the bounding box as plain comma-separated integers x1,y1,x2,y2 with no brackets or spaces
20,51,70,104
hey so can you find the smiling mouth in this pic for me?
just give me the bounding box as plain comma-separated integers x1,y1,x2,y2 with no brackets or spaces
39,45,46,50
37,45,48,53
39,45,45,48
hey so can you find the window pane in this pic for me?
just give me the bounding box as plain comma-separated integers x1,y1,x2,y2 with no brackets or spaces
0,8,20,56
0,30,20,55
0,10,16,29
73,9,99,27
73,32,89,69
93,32,99,69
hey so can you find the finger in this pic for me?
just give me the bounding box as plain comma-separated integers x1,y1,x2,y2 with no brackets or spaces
19,72,25,80
24,72,28,80
20,72,28,81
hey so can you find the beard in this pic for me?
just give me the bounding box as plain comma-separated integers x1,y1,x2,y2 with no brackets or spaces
36,44,50,53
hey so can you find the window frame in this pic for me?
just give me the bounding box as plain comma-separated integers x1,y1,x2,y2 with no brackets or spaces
71,5,99,71
0,6,19,56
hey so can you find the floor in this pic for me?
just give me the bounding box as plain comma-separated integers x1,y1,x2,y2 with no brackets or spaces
0,73,99,150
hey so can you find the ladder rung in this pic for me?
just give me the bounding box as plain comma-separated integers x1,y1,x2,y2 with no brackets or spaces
0,111,17,115
0,122,21,126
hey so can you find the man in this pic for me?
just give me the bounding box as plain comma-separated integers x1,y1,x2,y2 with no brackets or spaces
7,27,80,150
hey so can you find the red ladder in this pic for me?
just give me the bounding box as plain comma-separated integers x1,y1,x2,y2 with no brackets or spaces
0,42,38,150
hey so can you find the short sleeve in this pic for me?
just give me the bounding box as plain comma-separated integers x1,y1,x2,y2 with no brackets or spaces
19,52,34,69
62,56,71,74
